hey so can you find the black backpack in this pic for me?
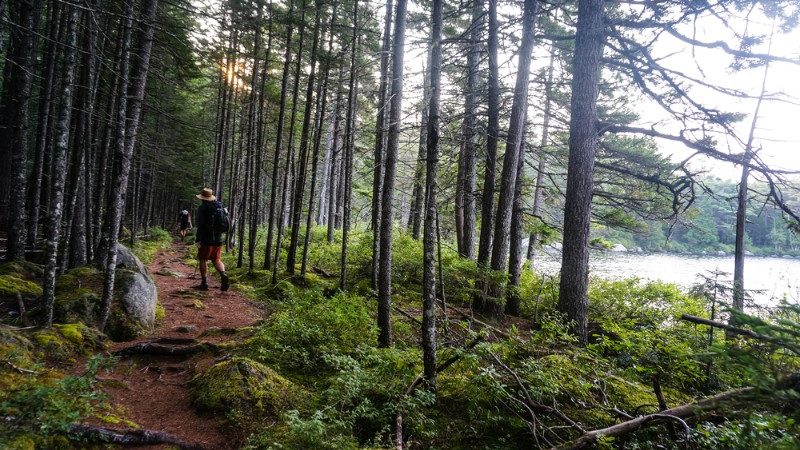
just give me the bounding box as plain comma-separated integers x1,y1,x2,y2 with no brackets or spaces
211,201,230,235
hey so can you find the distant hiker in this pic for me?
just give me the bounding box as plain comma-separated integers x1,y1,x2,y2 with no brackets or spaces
194,188,230,291
175,208,192,242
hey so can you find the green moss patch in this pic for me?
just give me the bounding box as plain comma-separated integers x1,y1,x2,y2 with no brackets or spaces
32,323,106,360
191,357,303,423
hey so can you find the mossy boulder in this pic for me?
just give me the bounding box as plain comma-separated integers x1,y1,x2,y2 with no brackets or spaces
191,357,302,420
31,323,106,360
54,257,157,341
0,261,44,303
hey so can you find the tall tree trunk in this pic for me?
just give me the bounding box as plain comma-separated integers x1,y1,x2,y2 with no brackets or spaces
377,0,408,348
288,1,323,273
472,0,500,311
26,0,61,250
264,0,296,270
421,0,443,389
371,0,394,291
460,0,482,259
2,0,40,260
486,0,538,309
340,0,359,290
301,2,337,275
250,3,273,274
99,0,158,330
408,49,431,240
41,3,80,325
506,115,528,316
732,45,771,322
326,66,345,244
527,45,556,263
272,0,307,281
557,0,605,345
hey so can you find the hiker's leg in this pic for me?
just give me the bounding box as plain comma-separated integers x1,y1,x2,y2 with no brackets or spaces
212,247,229,291
199,259,208,277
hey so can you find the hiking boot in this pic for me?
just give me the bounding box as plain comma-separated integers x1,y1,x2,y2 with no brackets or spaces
220,273,230,292
193,283,209,291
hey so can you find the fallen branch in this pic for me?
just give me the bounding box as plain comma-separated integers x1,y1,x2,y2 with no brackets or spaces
680,314,800,356
490,353,584,433
112,341,219,357
68,424,206,449
556,387,756,449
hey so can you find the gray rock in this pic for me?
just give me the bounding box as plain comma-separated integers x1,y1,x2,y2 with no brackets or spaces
115,269,157,332
716,251,726,256
156,267,183,278
611,244,627,252
744,250,754,256
116,244,148,275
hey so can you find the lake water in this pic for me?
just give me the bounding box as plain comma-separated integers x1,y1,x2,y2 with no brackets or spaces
532,251,800,305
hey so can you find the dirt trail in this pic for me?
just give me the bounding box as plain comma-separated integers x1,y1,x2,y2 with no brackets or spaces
91,241,262,449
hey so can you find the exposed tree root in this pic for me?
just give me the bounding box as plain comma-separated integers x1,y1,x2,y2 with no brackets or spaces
68,424,207,449
112,341,219,357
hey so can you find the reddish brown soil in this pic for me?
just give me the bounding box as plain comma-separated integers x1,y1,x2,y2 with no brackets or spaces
86,241,263,449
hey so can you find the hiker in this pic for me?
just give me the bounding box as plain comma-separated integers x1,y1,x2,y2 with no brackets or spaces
175,208,192,242
194,188,230,291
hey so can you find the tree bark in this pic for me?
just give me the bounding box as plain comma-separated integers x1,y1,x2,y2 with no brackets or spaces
377,0,409,348
486,0,538,310
99,0,158,330
472,0,500,311
421,0,443,389
527,45,556,263
2,0,40,260
408,49,431,240
41,2,80,325
371,0,394,291
340,0,359,290
26,0,61,250
271,0,307,281
557,0,606,345
460,0,482,260
264,0,296,270
288,1,323,273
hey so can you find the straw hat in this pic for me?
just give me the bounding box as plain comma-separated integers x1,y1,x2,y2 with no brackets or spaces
196,187,217,201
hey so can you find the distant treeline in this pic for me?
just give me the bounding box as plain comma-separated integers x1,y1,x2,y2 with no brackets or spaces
593,178,800,256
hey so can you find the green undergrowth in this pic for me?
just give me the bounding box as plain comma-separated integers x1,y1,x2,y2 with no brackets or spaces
200,227,800,448
0,326,113,448
130,226,173,264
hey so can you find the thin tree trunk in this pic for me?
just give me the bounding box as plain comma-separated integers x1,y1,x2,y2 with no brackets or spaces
472,0,500,311
26,0,61,250
272,0,308,281
326,66,345,243
486,0,537,310
301,3,336,275
557,0,606,345
371,0,394,291
733,39,771,321
264,0,296,270
461,0,482,259
377,0,409,348
408,49,431,240
506,117,528,316
288,1,323,273
340,0,359,290
41,3,80,325
99,0,158,330
2,0,40,260
527,45,556,263
421,0,443,389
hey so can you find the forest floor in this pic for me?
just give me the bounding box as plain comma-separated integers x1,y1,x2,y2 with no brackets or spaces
74,241,263,449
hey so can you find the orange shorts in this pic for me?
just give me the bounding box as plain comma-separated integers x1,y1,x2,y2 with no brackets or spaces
197,244,222,261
